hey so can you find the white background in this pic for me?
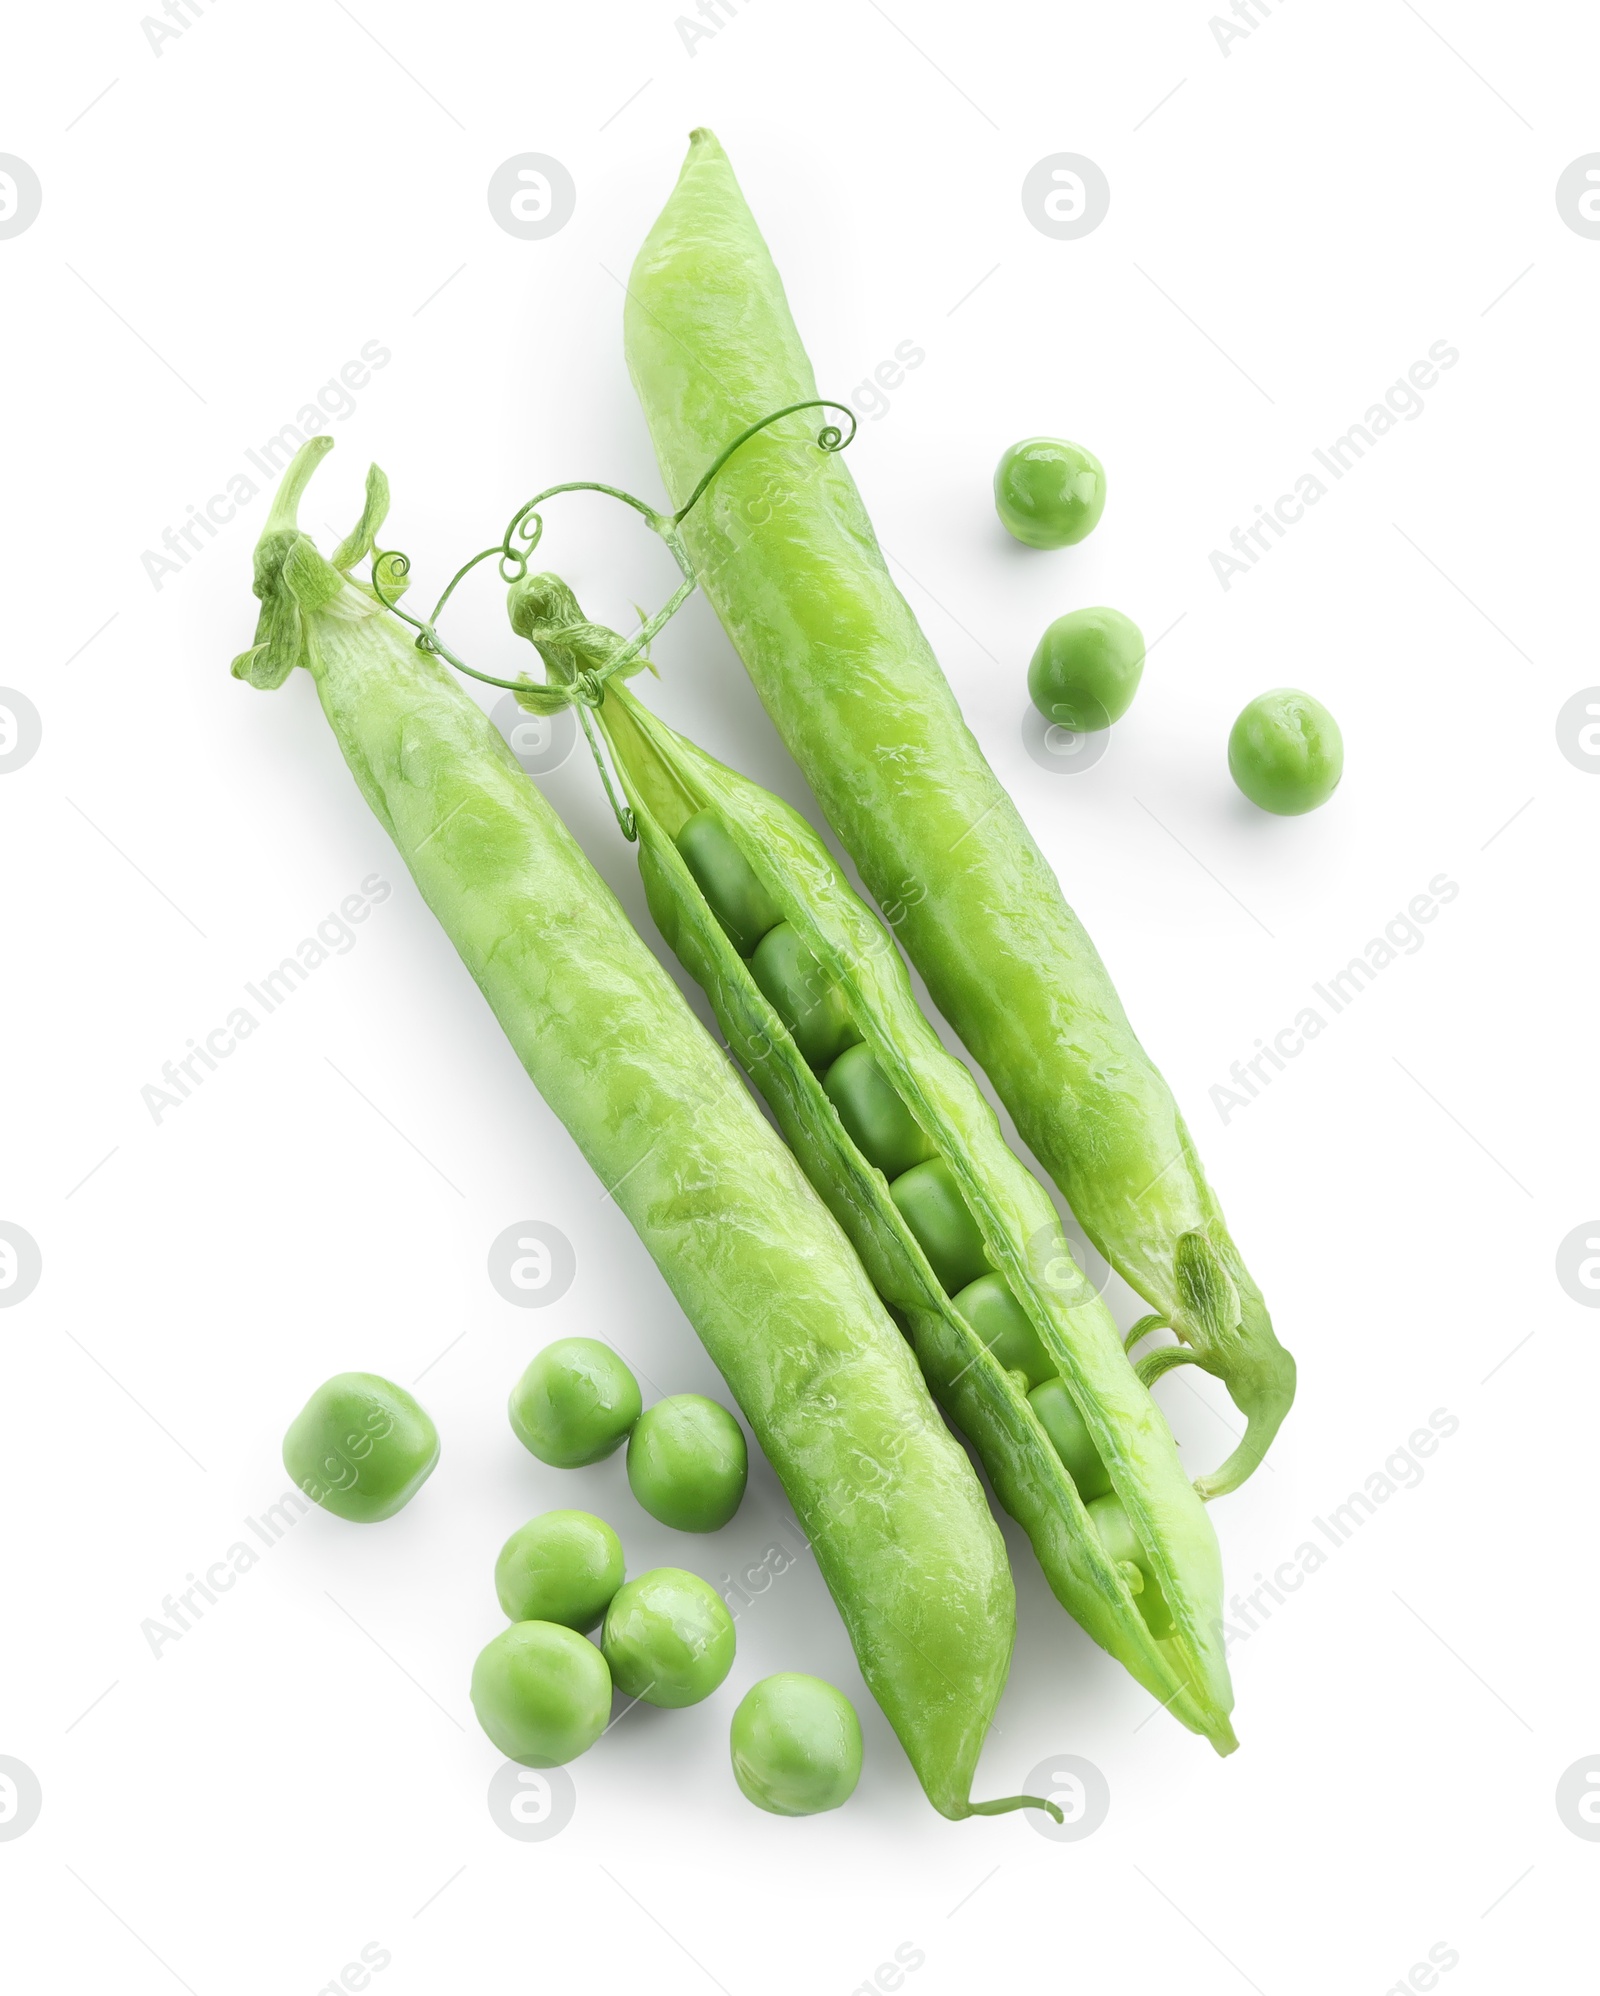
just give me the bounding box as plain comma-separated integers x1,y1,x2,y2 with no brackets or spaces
3,2,1596,1990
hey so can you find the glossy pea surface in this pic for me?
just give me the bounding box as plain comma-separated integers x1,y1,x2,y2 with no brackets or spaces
730,1673,863,1816
823,1043,936,1180
1087,1493,1173,1636
954,1274,1054,1389
1228,689,1343,815
508,1337,642,1468
1029,1377,1113,1500
470,1620,613,1766
994,437,1106,549
627,1395,748,1532
494,1509,626,1631
677,808,780,955
750,922,863,1070
283,1372,439,1522
601,1567,736,1707
1028,607,1145,732
890,1158,991,1294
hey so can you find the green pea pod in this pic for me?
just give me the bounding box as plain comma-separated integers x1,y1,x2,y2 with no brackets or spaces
231,439,1051,1824
624,129,1293,1498
509,579,1234,1752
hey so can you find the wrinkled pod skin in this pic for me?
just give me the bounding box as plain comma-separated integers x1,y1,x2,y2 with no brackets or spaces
230,440,1049,1823
622,128,1293,1497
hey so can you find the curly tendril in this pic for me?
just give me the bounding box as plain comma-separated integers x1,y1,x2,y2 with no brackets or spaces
669,399,857,524
363,400,859,838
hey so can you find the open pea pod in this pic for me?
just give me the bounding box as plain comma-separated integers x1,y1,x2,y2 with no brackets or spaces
576,675,1235,1754
598,691,1235,1750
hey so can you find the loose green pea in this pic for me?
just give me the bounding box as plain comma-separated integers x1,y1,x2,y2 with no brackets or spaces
994,437,1106,549
601,1567,736,1708
890,1158,991,1294
1028,607,1145,733
508,1337,642,1469
823,1043,937,1180
953,1273,1054,1389
677,808,781,955
1228,689,1343,816
1029,1377,1113,1501
494,1509,626,1631
1086,1493,1173,1637
283,1372,439,1523
627,1395,748,1533
750,922,863,1070
470,1620,613,1766
730,1673,863,1816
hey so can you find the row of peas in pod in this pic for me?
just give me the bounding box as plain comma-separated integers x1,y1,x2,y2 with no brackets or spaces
674,810,1173,1636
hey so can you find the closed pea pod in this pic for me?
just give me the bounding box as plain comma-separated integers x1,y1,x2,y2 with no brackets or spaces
232,442,1050,1822
624,130,1293,1497
509,579,1236,1753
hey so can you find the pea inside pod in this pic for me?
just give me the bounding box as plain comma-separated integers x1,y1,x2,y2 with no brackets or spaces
954,1273,1054,1391
1087,1493,1175,1637
889,1159,992,1295
823,1043,937,1181
1029,1378,1113,1502
751,923,863,1071
677,808,780,953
